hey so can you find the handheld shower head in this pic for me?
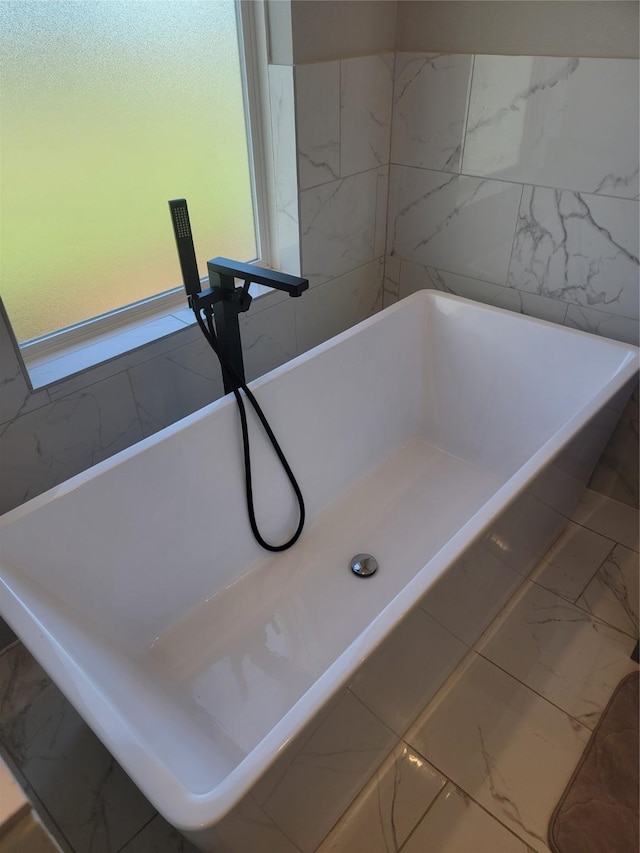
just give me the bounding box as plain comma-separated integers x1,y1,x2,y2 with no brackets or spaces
168,198,201,299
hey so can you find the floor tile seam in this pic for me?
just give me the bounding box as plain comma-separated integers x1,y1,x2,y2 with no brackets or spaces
473,650,613,733
563,535,618,604
509,570,636,638
113,813,157,853
0,639,22,660
396,781,449,852
16,774,73,853
394,764,545,853
569,595,639,640
566,514,639,553
311,689,401,851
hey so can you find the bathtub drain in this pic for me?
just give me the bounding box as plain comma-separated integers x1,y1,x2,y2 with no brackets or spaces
350,554,378,577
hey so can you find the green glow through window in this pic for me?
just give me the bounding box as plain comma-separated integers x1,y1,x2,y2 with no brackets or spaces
1,1,257,343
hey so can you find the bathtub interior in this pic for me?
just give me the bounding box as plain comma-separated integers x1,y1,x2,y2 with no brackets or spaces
0,292,636,802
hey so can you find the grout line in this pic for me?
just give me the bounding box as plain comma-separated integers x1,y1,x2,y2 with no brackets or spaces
458,53,475,173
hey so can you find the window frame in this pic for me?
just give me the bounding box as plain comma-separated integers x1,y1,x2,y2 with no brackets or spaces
16,0,274,373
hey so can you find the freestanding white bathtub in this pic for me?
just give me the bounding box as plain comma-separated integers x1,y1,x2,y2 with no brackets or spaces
0,292,637,850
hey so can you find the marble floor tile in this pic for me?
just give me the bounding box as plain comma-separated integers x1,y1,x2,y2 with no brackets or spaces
570,489,639,552
529,520,614,602
319,743,445,853
577,544,639,638
402,783,537,853
0,645,156,853
478,581,637,729
118,816,196,852
406,653,591,852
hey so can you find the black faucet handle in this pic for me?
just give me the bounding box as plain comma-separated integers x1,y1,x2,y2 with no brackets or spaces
237,279,253,313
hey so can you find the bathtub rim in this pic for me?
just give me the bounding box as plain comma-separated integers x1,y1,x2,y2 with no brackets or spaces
0,290,638,831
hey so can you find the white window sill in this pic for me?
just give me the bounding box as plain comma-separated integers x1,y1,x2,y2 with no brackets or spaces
23,283,284,391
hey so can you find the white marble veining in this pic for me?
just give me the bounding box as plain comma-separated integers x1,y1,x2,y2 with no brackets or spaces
350,606,467,737
507,186,639,318
406,653,591,853
268,65,301,274
0,371,142,513
391,53,473,173
387,167,523,283
295,62,340,190
478,580,637,729
383,255,401,305
403,783,535,853
319,743,446,853
577,544,639,638
0,645,155,853
463,56,639,199
399,260,569,325
128,334,224,438
256,691,396,853
300,169,378,284
564,305,640,347
530,520,614,602
340,54,394,176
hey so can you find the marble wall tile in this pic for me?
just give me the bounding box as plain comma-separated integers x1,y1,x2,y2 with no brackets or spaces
295,62,340,190
462,56,639,199
387,167,523,283
403,783,533,853
564,305,640,348
127,334,224,438
507,186,639,319
577,544,639,638
374,166,389,258
300,169,379,285
382,255,401,306
477,580,637,729
350,607,467,737
400,260,570,324
406,653,591,853
257,691,396,853
0,645,156,853
239,297,297,382
268,65,301,275
294,258,383,355
319,743,446,853
45,323,201,402
340,54,394,176
0,372,143,514
391,53,473,173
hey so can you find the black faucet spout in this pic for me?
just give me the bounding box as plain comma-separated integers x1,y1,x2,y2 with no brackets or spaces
207,257,309,297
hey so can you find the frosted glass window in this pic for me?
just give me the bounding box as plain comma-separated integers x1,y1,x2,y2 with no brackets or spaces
1,1,257,343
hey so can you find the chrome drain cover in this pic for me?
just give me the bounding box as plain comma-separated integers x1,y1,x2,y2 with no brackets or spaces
350,553,378,577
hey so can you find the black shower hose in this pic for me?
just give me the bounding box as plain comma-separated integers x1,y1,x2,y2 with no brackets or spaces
193,305,305,552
